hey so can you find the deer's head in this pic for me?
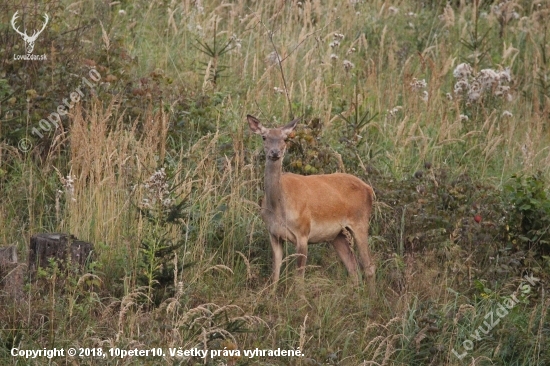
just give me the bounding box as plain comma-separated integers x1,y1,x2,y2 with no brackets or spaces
11,11,49,54
247,115,299,162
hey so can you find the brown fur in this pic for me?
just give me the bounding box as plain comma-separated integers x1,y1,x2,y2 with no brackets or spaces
247,115,375,286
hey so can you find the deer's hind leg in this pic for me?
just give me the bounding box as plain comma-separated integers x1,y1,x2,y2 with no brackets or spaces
295,235,309,278
331,232,359,284
351,225,375,279
349,224,376,295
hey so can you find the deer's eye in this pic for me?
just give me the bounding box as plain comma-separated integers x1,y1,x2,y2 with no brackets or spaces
262,136,266,141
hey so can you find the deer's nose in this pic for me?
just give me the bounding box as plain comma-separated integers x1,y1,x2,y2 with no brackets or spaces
268,149,282,160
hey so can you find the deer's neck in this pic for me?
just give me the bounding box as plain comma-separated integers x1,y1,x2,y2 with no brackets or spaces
264,159,285,214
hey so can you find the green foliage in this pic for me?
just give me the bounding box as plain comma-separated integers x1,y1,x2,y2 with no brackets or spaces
286,117,330,175
138,233,190,305
136,168,193,305
192,20,236,89
337,94,378,154
459,5,492,68
405,300,447,365
286,93,378,177
177,304,262,366
505,173,550,253
535,28,550,109
0,78,13,101
172,91,230,138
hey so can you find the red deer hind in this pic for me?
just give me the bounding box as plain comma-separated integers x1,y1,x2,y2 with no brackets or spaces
247,115,375,287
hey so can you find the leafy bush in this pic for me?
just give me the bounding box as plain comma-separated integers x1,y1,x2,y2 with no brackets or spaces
505,173,550,254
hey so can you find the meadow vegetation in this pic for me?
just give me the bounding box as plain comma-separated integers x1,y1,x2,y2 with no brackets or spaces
1,0,550,364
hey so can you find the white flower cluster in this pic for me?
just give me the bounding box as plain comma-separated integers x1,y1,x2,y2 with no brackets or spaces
452,63,472,79
266,51,281,65
194,0,204,14
388,6,399,15
230,34,242,51
410,78,427,91
141,168,173,209
387,105,402,118
410,78,429,102
452,63,512,103
343,60,355,72
328,33,356,73
59,174,77,202
492,1,520,20
330,33,345,48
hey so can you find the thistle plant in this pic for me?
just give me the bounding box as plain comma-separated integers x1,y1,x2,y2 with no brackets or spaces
451,62,513,119
137,168,189,305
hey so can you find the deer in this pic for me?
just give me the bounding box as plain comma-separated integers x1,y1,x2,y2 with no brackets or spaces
11,11,49,54
247,115,375,288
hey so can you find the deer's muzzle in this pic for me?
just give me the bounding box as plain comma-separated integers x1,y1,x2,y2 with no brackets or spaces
268,150,282,161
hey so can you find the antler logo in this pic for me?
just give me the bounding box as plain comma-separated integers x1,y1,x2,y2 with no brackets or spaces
11,11,49,54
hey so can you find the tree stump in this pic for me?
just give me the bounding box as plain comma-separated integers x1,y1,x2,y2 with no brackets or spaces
0,245,25,301
28,233,94,277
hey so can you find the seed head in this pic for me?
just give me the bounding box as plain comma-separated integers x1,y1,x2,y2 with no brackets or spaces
266,51,281,65
410,78,427,91
453,63,473,79
343,60,354,71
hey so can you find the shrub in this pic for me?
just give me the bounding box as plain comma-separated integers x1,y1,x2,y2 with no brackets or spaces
505,173,550,254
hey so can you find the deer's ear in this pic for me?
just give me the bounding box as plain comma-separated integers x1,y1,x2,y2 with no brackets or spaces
247,115,266,135
281,117,300,137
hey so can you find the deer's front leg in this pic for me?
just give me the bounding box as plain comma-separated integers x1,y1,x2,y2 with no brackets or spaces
270,234,283,284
